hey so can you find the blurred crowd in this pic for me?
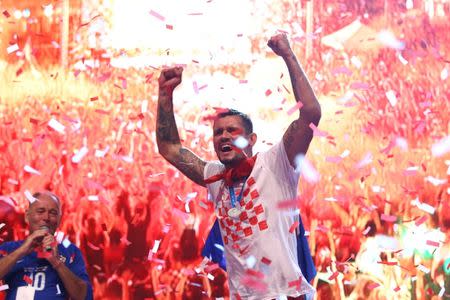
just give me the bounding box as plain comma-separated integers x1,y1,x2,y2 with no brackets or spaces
0,3,449,300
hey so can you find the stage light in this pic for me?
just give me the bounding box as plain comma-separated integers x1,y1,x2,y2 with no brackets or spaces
43,4,53,17
13,10,22,19
22,9,30,18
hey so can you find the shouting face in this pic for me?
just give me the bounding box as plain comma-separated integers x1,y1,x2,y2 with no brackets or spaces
213,115,256,168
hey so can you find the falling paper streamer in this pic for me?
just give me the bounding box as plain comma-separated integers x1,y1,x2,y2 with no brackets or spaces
87,195,99,201
294,154,320,183
355,152,373,169
149,9,165,21
95,146,110,158
72,147,88,163
7,44,19,54
0,284,9,291
441,68,448,80
385,90,397,107
152,240,161,253
417,264,430,274
24,165,41,176
48,118,65,134
24,190,36,204
286,101,303,115
425,176,446,186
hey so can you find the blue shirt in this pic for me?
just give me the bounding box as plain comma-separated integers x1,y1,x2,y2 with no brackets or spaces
0,241,93,300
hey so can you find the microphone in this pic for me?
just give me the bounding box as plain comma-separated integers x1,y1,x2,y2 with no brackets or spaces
40,225,53,252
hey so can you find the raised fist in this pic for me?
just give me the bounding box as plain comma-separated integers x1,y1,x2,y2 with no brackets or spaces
267,34,293,58
158,67,183,92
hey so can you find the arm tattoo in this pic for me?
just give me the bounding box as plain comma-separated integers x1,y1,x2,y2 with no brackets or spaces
156,103,181,144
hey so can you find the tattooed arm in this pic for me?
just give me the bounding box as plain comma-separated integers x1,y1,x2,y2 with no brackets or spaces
156,67,207,187
268,34,321,167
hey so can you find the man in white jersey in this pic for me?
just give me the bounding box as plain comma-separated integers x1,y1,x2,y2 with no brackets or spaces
156,34,321,299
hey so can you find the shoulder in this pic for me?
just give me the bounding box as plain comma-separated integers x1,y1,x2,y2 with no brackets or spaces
0,240,23,253
204,160,225,178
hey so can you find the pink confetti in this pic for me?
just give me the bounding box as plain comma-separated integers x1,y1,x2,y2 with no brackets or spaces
23,275,33,285
3,10,10,18
265,89,272,96
286,101,303,115
393,286,401,292
350,82,370,90
149,9,165,21
166,24,173,30
326,156,343,163
425,240,440,247
415,215,428,226
289,221,299,233
368,282,380,290
328,271,339,280
309,123,328,137
90,96,98,101
380,214,397,223
261,257,272,265
24,165,41,176
277,198,299,210
362,226,371,235
192,81,199,94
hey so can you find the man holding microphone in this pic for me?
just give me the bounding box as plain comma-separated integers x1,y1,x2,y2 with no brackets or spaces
0,191,92,300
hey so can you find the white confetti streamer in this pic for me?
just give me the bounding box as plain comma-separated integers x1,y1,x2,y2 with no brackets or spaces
72,147,88,163
48,118,65,134
24,165,41,176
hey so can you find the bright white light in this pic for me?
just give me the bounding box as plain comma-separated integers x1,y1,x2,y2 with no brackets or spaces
406,0,414,10
377,30,405,50
22,9,30,18
234,136,249,149
13,10,22,19
43,5,53,17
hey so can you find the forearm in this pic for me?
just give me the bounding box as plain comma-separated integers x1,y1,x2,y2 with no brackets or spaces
156,89,182,156
283,53,321,118
50,258,87,300
0,250,24,280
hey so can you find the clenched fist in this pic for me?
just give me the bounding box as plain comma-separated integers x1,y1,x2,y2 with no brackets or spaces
158,67,183,93
267,34,293,58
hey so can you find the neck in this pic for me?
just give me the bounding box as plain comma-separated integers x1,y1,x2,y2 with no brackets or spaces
224,157,246,170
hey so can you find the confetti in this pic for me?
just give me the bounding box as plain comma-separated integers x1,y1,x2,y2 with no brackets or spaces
3,10,10,18
265,89,272,96
286,101,304,115
441,68,448,80
7,44,19,54
87,195,99,201
48,118,65,134
23,275,33,285
289,221,299,233
415,215,428,226
166,24,173,30
425,240,440,247
328,271,339,280
0,284,9,291
424,176,446,187
385,90,397,106
149,9,165,21
367,282,380,289
294,154,320,183
152,240,161,253
24,165,41,176
309,123,328,137
417,264,430,274
380,214,397,223
71,147,89,163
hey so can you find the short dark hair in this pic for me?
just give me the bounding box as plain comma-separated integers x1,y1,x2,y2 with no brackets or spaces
216,109,253,134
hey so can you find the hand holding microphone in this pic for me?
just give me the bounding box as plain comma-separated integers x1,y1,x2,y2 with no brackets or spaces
40,225,54,252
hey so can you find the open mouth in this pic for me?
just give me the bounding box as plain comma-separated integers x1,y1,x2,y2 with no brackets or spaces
220,145,233,152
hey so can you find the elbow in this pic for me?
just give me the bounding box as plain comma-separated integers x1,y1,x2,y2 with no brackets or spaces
302,104,321,125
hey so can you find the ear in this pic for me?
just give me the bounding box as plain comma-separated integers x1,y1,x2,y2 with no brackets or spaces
24,210,30,225
248,133,257,147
